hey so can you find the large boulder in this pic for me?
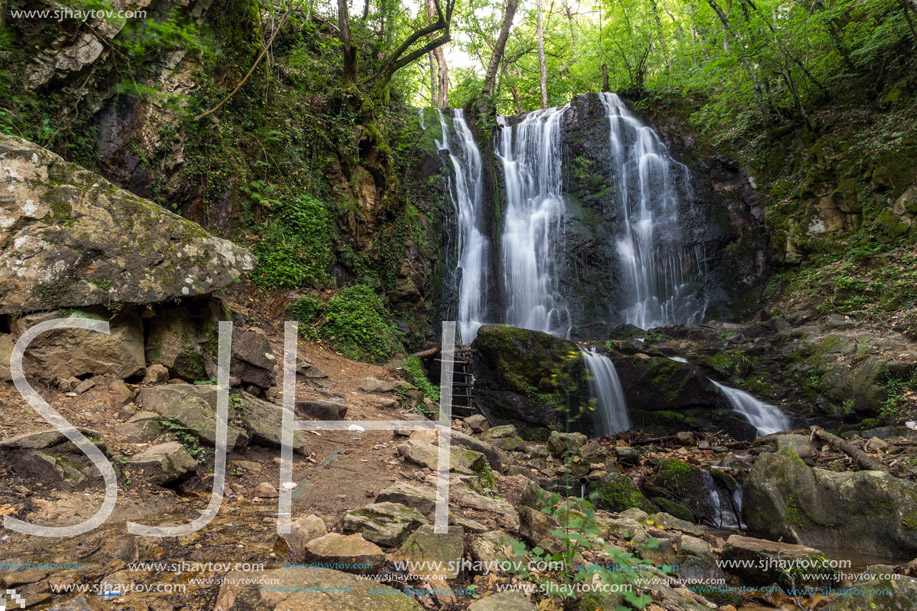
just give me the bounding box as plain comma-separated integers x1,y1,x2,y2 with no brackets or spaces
0,428,114,490
471,325,594,435
743,448,917,556
396,525,464,579
0,134,255,316
10,307,145,381
720,534,839,588
302,533,384,574
145,301,225,382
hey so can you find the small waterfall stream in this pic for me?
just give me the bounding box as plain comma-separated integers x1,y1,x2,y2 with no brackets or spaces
580,348,630,436
712,381,791,437
436,109,489,343
496,107,572,337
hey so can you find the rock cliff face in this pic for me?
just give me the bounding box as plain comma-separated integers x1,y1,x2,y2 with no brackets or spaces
0,134,255,315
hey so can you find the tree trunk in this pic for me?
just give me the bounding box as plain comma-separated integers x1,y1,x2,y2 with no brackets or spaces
537,0,548,109
425,0,450,107
601,62,610,92
705,0,770,126
338,0,357,85
482,0,518,97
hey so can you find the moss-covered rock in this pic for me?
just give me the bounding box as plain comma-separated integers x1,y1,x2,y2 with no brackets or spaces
743,447,917,556
471,325,594,434
0,134,255,315
590,473,657,514
648,460,716,521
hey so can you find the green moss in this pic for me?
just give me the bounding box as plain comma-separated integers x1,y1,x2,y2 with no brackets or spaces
651,497,696,522
783,493,813,526
592,475,656,514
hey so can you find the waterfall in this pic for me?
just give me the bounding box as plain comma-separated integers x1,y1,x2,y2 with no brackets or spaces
436,109,489,343
712,381,791,437
599,92,707,329
580,348,630,436
496,107,572,337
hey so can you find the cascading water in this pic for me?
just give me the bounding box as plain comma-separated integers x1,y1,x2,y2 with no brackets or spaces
580,348,630,436
712,381,791,437
600,92,707,329
496,107,572,337
436,109,489,343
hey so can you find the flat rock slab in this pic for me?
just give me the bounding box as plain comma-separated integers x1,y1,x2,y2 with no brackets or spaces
722,534,838,588
342,502,428,547
127,441,197,485
360,377,397,393
467,591,535,611
297,400,348,421
213,567,423,611
397,440,485,474
303,533,384,574
397,525,464,579
139,385,246,449
0,134,255,315
375,483,439,519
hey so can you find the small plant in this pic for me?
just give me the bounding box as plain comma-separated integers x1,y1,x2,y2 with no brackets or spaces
160,418,206,460
401,355,440,402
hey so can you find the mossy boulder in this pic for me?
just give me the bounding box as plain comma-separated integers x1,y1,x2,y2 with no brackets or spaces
471,325,592,434
743,447,917,556
648,459,716,522
590,473,656,514
614,356,719,412
0,134,255,315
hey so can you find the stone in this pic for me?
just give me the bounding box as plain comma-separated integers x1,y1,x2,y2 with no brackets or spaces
231,327,276,389
590,473,656,514
465,414,489,433
651,512,704,537
274,515,327,560
213,567,423,610
342,502,428,547
12,308,145,381
518,506,565,555
375,483,438,519
469,530,527,575
486,424,517,439
454,487,519,528
450,430,509,472
360,377,396,392
763,433,817,459
397,440,485,473
142,364,170,384
397,525,464,578
467,591,535,611
254,482,279,498
139,385,247,449
0,135,255,315
234,391,309,454
296,400,348,421
47,594,101,611
721,535,839,588
127,442,197,485
145,304,220,382
823,574,917,610
303,533,384,574
743,447,917,556
547,431,588,458
675,431,695,445
649,460,716,520
74,378,96,394
122,411,162,442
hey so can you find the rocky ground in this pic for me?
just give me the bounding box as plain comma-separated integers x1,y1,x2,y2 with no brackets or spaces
1,295,917,611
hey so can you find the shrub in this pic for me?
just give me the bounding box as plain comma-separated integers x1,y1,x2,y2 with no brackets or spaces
251,194,333,290
401,355,440,402
323,284,402,362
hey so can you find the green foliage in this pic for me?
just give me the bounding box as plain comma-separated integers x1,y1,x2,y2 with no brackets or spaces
251,194,334,290
160,417,206,460
401,355,440,403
